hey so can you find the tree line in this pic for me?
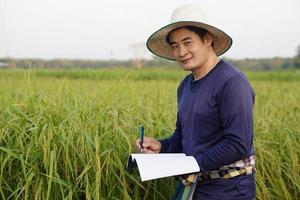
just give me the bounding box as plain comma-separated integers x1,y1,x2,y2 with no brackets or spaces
0,55,299,70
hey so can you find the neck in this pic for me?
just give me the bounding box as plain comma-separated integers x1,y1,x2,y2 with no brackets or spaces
192,55,220,81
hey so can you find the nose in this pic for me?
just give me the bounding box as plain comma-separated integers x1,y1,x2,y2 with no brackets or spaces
178,46,188,58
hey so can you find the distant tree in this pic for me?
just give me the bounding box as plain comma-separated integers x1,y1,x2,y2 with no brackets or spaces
282,58,294,69
294,45,300,69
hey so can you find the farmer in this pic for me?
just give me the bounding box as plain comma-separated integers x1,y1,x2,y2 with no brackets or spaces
136,4,256,200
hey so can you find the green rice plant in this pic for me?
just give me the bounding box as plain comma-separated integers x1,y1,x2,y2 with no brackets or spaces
0,68,299,199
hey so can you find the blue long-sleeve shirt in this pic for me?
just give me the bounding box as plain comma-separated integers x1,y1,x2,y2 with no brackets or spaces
160,60,255,172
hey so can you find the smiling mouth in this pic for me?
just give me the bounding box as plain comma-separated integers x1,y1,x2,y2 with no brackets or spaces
180,58,191,64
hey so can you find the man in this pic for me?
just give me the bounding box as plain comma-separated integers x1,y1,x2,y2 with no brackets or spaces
136,4,255,200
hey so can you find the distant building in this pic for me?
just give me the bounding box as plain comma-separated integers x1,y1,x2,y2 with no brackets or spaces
0,61,8,68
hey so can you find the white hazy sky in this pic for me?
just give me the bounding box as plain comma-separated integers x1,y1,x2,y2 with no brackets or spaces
0,0,299,60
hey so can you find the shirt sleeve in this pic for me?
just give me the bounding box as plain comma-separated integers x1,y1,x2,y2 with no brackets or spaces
159,78,187,153
159,112,183,153
195,74,255,171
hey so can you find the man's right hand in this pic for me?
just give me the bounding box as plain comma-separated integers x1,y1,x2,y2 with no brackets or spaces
135,136,161,153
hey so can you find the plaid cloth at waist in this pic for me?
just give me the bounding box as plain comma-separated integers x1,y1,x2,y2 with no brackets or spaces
174,155,256,200
197,155,255,181
181,155,255,185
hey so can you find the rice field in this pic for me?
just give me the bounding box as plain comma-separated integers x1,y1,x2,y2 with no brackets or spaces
0,68,299,200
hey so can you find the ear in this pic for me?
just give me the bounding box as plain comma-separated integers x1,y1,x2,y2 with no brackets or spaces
204,33,213,46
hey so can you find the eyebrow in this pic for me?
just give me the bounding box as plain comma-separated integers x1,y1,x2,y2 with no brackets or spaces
170,37,192,45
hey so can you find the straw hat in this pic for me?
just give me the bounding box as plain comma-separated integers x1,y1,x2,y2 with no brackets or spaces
146,4,233,61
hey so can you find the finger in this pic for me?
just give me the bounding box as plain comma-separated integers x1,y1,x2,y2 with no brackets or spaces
135,139,141,148
143,149,155,154
143,136,152,143
142,142,150,148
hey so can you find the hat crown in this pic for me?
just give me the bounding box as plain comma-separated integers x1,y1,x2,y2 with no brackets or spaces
170,4,207,23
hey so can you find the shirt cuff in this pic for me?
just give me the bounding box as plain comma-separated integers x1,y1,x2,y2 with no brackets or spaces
159,139,170,153
194,155,206,172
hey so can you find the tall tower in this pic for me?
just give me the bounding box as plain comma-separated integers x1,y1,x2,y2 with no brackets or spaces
130,43,147,69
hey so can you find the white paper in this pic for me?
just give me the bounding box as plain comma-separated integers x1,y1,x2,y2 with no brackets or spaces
129,153,200,181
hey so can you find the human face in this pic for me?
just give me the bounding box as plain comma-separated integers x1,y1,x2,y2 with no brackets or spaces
169,27,212,72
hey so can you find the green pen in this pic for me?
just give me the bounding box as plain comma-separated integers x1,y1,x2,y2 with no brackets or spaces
139,125,144,152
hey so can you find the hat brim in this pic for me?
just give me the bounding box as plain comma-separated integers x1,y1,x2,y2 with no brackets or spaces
146,21,233,61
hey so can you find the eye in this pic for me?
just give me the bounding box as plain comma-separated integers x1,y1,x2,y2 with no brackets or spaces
171,44,179,50
184,41,192,46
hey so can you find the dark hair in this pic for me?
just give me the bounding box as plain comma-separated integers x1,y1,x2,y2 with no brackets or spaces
166,26,214,46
